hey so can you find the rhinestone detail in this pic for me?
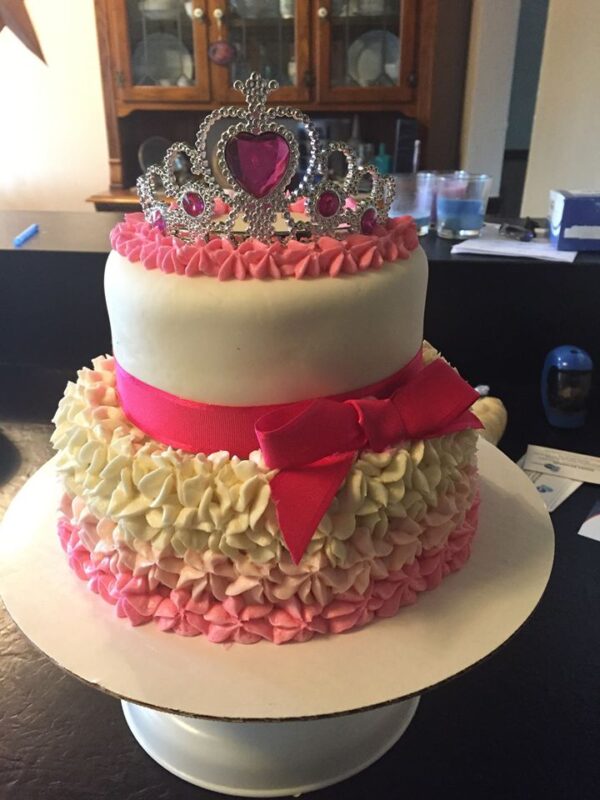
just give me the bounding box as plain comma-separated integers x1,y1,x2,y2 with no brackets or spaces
316,190,340,218
224,132,290,198
182,192,205,217
360,208,377,235
150,209,166,233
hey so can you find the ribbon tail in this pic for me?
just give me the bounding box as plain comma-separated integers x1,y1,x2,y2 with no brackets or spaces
430,408,483,438
393,358,484,440
269,452,355,564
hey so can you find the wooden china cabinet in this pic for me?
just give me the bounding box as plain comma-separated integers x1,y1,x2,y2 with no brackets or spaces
91,0,470,209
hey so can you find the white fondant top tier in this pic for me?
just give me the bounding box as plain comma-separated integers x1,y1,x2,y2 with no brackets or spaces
104,247,428,406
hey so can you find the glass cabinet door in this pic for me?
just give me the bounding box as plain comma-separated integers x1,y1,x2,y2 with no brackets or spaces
117,0,210,100
208,0,310,103
315,0,416,104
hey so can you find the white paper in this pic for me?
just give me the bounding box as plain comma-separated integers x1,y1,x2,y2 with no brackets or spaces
578,501,600,543
523,444,600,485
517,455,582,512
565,225,600,240
451,223,578,262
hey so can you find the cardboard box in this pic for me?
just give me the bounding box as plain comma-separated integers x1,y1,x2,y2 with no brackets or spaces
549,189,600,251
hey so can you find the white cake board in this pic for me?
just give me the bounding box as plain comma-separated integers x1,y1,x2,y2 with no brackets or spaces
0,440,554,796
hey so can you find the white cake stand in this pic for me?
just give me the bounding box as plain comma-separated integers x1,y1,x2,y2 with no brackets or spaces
0,440,554,797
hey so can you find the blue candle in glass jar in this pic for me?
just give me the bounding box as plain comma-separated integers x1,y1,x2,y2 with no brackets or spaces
435,173,492,239
436,197,484,234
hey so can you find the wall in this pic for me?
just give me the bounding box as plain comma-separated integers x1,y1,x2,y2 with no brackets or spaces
521,0,600,216
460,0,521,195
505,0,549,151
0,0,108,212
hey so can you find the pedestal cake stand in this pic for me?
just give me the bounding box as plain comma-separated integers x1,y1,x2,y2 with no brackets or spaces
0,439,554,797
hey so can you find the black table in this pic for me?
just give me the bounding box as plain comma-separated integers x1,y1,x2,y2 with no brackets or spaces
2,210,600,387
1,211,599,799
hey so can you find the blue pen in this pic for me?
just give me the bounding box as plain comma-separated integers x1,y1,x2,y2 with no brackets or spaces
13,223,39,248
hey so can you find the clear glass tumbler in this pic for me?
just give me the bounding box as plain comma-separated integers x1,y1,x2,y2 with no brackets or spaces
435,173,492,239
389,172,436,235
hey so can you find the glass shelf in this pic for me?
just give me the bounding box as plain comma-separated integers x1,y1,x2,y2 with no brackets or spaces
326,0,401,89
126,0,196,88
226,0,298,90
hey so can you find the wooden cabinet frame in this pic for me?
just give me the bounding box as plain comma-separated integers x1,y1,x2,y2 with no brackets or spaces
109,0,211,103
314,0,418,105
207,0,311,104
92,0,471,199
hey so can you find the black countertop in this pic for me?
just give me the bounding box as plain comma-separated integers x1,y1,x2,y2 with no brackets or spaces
0,210,120,253
2,211,600,388
1,379,599,800
1,208,595,261
1,211,600,798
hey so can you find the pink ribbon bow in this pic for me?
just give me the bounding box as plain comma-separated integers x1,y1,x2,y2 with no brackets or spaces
255,357,481,562
116,355,481,564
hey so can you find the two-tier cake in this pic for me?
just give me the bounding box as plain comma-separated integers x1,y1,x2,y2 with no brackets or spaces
52,75,481,644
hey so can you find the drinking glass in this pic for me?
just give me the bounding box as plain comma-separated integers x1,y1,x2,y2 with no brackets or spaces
435,173,492,239
389,172,436,235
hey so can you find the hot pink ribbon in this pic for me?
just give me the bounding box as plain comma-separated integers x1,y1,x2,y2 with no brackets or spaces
116,354,481,563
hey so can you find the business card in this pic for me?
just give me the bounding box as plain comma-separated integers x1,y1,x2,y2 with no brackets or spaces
522,445,600,486
518,455,582,512
578,500,600,543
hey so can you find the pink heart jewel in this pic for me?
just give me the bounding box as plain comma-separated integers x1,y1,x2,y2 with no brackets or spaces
224,132,291,199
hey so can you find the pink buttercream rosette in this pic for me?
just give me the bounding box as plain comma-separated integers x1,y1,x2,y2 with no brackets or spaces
57,495,479,646
110,213,419,280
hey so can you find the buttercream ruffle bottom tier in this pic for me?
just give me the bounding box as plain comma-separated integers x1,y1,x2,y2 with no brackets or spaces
52,355,480,645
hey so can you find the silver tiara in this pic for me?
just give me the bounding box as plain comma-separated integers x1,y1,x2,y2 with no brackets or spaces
137,73,394,244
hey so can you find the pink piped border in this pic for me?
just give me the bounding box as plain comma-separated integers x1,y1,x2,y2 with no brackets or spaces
57,497,479,646
110,212,419,280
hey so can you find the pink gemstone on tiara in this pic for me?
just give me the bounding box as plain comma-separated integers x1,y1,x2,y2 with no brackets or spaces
360,208,377,235
316,190,340,218
149,209,166,233
182,191,205,217
224,132,290,199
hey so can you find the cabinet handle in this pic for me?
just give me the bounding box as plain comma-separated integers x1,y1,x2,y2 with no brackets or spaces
192,7,205,21
317,6,328,19
213,8,224,22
